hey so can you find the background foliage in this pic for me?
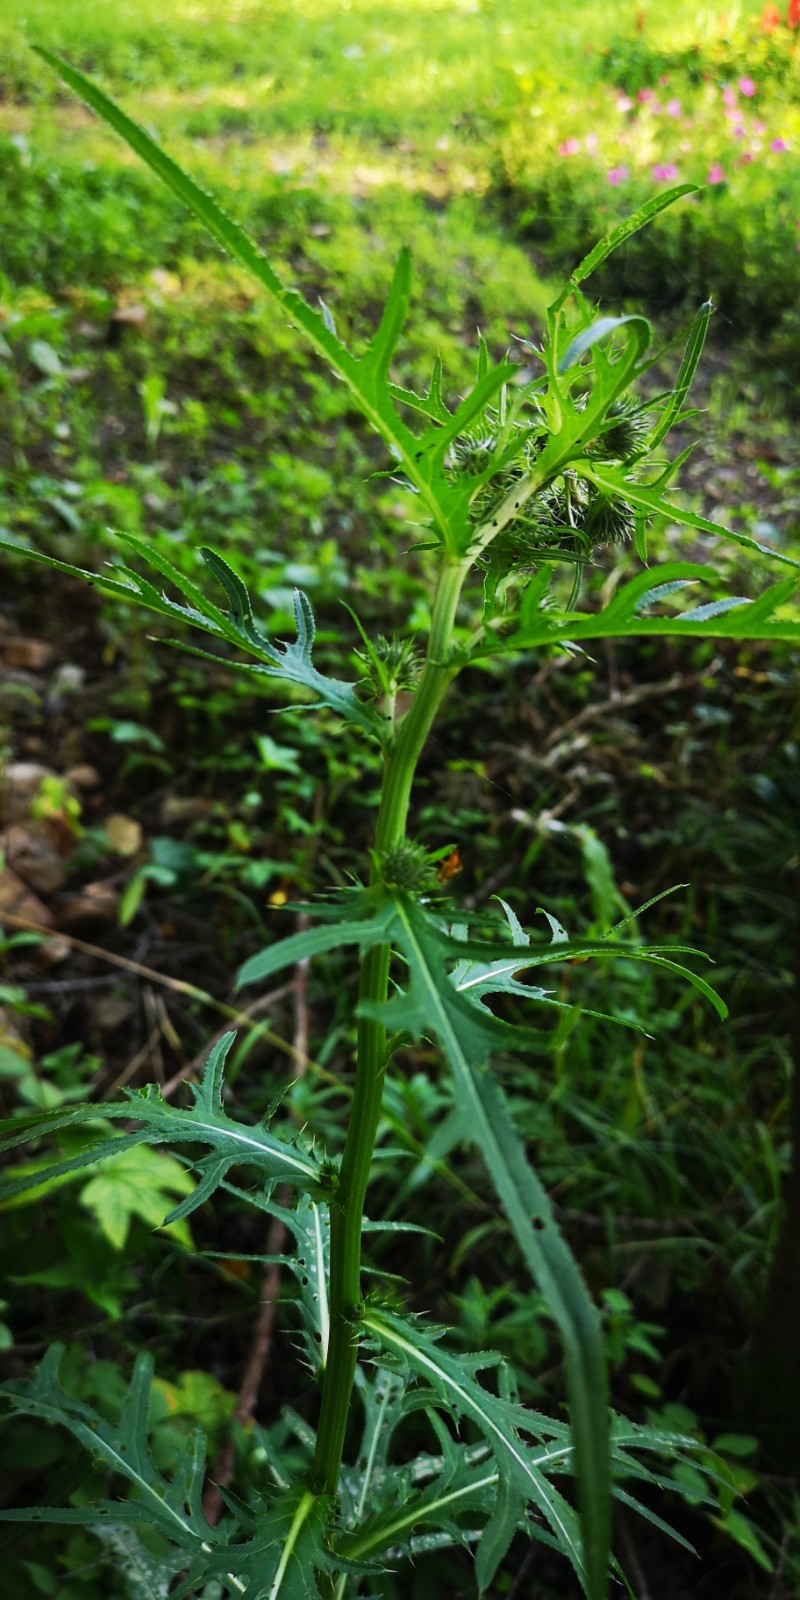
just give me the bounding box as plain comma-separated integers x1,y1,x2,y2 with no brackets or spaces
0,1,798,1596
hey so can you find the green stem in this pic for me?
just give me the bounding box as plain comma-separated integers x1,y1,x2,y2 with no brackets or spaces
310,558,467,1496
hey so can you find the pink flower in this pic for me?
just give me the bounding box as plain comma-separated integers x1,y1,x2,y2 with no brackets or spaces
707,163,725,183
738,76,756,97
652,162,680,181
558,139,580,156
771,137,789,151
607,164,629,185
666,98,682,117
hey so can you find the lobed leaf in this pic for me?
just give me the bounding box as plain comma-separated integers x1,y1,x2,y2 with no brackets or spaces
0,1032,320,1209
551,186,697,313
487,562,800,657
581,464,800,572
361,1309,583,1581
31,49,509,556
0,1346,216,1550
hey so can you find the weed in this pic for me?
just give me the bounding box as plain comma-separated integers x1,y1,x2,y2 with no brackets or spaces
1,45,799,1600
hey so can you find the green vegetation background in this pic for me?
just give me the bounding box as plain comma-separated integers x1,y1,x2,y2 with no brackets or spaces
0,2,798,1596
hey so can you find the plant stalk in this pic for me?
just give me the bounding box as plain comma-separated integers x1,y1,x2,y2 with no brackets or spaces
311,558,467,1495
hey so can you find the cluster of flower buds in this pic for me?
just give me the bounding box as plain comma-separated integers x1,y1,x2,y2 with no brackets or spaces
447,395,648,563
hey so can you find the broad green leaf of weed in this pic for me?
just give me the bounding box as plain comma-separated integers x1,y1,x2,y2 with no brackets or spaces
79,1144,195,1250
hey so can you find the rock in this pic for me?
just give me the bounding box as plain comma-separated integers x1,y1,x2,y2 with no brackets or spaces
160,795,214,826
103,813,143,857
0,868,69,964
1,826,70,894
56,881,119,928
50,663,86,696
90,993,134,1033
64,764,101,792
0,637,55,672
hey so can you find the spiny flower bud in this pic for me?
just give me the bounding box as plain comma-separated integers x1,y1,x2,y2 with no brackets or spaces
356,635,420,700
446,433,499,475
377,841,437,893
586,398,651,462
584,489,636,546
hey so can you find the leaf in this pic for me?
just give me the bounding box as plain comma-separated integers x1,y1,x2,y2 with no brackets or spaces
92,1526,184,1600
236,897,398,989
581,464,800,573
489,563,800,656
476,1473,525,1593
552,186,697,311
558,315,650,374
451,899,647,1034
338,1454,500,1568
361,1309,584,1582
198,1485,332,1600
361,247,412,379
28,338,63,378
647,300,713,451
30,50,486,556
79,1144,195,1251
440,1070,610,1600
218,1186,331,1375
0,1032,320,1207
0,1345,216,1551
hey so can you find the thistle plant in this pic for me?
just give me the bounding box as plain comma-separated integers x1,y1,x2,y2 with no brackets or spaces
1,49,800,1600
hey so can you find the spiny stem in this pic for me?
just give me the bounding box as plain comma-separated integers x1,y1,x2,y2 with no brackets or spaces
310,558,467,1496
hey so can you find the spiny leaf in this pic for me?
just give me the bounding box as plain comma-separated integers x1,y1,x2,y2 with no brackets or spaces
558,315,650,374
0,1347,216,1549
490,563,800,655
552,185,697,312
648,299,713,451
361,246,412,378
30,49,492,555
581,464,800,572
199,1485,332,1600
338,1457,500,1567
361,1309,584,1583
236,899,398,989
0,1031,320,1207
218,1185,331,1376
198,560,382,734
